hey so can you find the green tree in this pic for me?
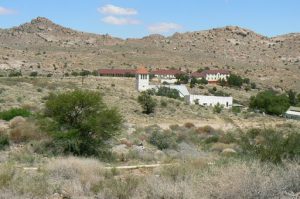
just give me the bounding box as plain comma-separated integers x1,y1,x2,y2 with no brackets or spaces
44,90,122,157
175,74,189,84
227,74,243,87
249,90,290,115
156,87,181,99
138,91,156,114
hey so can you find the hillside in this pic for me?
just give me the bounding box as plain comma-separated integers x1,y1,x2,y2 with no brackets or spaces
0,17,299,91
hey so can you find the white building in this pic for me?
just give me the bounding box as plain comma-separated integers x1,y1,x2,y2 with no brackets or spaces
136,67,150,91
136,67,233,108
285,106,300,120
185,95,233,109
191,70,230,83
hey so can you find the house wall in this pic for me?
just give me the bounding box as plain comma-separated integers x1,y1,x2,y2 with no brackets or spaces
154,74,176,79
186,95,233,108
206,73,230,82
136,74,149,91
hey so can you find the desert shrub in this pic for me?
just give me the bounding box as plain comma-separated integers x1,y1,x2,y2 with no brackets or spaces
219,132,237,144
93,175,140,199
184,122,195,129
79,70,91,76
250,90,290,115
29,71,38,77
213,103,223,113
71,71,79,76
0,134,9,150
196,125,216,135
0,164,14,189
149,130,177,150
227,74,243,87
8,71,22,77
0,108,31,121
239,128,300,164
9,121,42,143
232,106,241,113
156,87,181,99
160,100,167,107
43,90,122,157
138,91,156,114
204,135,219,144
46,73,52,77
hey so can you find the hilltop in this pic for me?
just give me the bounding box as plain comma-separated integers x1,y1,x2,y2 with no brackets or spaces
0,17,299,91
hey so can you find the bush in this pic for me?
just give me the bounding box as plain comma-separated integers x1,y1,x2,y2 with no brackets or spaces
149,130,177,150
213,103,223,113
160,100,167,107
0,108,31,121
138,92,156,114
232,106,241,114
0,134,9,150
227,74,243,87
249,90,290,115
156,87,181,99
8,71,22,77
71,71,79,76
239,128,300,164
29,71,38,77
44,90,122,157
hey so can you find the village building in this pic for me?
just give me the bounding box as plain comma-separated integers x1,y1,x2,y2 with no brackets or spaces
191,69,230,83
151,69,184,84
136,67,233,107
285,106,300,120
185,95,233,109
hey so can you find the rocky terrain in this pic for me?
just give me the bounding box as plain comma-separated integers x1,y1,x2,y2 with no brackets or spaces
0,17,299,91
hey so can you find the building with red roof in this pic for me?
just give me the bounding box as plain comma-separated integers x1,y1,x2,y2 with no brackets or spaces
191,69,230,83
151,69,184,79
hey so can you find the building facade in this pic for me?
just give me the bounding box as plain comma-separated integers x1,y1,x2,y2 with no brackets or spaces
191,70,230,83
186,95,233,109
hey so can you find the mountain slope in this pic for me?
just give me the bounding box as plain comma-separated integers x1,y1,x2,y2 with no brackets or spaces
0,17,299,91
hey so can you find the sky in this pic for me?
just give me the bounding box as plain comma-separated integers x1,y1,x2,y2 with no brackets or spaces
0,0,299,38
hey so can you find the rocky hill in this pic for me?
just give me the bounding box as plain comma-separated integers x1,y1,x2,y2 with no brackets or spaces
0,17,299,91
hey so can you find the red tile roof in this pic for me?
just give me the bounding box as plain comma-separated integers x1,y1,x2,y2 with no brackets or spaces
136,67,149,74
151,69,184,76
99,69,136,75
191,70,230,78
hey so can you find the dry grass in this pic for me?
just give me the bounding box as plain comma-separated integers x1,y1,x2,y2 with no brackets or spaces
133,160,300,199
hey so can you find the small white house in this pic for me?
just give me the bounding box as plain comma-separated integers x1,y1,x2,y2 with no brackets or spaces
186,95,233,109
136,67,150,91
285,106,300,120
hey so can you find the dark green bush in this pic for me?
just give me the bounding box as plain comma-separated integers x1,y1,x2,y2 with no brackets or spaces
0,108,31,121
204,135,219,144
156,87,181,99
227,74,243,87
43,90,122,157
213,103,223,113
138,92,156,114
8,71,22,77
249,90,290,115
149,130,177,150
0,134,9,150
239,128,300,164
29,71,38,77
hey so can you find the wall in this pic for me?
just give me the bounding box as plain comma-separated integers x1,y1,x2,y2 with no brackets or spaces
186,95,233,108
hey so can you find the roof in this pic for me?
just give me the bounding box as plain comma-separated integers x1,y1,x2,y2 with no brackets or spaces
136,67,148,74
288,106,300,112
191,71,206,78
151,69,184,76
98,69,136,75
191,70,230,78
201,70,230,75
